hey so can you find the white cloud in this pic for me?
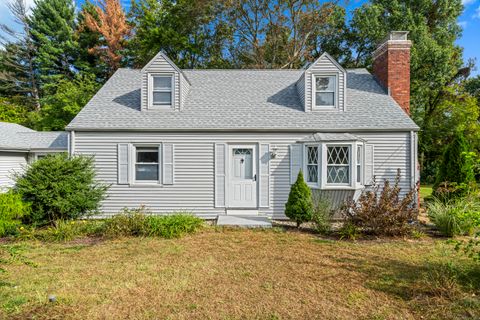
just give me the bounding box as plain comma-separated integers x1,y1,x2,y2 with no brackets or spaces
458,20,468,28
463,0,477,5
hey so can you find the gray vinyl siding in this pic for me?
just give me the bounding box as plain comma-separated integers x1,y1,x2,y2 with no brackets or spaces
295,73,305,107
356,132,411,194
141,55,183,111
179,73,190,109
74,131,413,219
304,54,346,112
0,152,27,192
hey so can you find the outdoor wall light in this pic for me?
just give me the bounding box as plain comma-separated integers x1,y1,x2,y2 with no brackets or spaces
270,146,278,159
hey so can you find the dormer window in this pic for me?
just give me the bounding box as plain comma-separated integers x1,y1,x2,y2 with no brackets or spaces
313,75,336,108
149,74,173,108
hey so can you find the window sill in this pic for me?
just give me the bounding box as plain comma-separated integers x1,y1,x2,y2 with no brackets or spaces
312,106,339,111
309,185,364,191
128,182,163,188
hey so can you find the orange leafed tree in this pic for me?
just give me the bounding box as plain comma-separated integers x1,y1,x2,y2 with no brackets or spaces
83,0,131,76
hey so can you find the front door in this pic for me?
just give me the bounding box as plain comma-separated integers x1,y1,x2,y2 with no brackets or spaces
228,146,257,208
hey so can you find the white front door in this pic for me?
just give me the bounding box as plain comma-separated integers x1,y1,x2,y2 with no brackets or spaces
228,146,257,208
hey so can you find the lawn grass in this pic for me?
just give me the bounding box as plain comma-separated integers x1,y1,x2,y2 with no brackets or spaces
1,228,479,320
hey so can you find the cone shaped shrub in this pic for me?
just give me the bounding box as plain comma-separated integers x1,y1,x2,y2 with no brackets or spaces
433,131,476,200
285,171,313,227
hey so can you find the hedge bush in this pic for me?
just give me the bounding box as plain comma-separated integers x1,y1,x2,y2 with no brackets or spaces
14,153,109,225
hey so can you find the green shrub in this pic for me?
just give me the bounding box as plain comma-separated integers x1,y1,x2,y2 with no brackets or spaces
14,153,109,225
101,208,147,238
428,196,480,237
311,194,333,234
338,221,359,240
285,171,313,228
340,170,418,237
101,208,204,238
0,191,30,237
144,213,204,238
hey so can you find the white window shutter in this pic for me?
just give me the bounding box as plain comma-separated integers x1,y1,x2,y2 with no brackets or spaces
158,144,163,183
290,144,303,184
163,143,174,185
117,143,130,184
259,143,270,208
364,144,375,185
215,143,226,207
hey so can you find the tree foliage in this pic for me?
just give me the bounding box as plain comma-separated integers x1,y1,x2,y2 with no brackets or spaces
345,0,477,182
224,0,338,68
129,0,232,68
28,0,78,94
82,0,131,76
0,0,41,110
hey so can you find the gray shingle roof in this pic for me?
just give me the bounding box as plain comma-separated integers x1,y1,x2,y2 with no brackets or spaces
0,122,68,151
66,68,419,131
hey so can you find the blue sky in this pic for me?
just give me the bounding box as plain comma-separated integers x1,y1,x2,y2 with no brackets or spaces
0,0,479,76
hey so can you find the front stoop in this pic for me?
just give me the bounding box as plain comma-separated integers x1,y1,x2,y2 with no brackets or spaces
216,215,272,228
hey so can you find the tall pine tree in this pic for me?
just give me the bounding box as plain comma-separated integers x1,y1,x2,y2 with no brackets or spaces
0,0,41,110
28,0,78,94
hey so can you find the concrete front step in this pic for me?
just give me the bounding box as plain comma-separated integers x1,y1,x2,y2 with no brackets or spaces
216,215,272,228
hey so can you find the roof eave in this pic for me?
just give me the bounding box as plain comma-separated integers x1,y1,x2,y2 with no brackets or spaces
64,126,420,132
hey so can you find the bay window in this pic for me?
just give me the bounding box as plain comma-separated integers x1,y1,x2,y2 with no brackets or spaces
303,142,365,189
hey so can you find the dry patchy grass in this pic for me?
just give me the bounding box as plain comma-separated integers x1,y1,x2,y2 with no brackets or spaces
1,228,479,320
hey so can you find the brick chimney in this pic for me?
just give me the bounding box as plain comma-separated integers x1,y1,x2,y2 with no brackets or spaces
372,31,412,115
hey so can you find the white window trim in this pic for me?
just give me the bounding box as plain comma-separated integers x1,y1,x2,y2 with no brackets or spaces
303,142,364,190
132,144,162,185
356,143,364,186
312,73,339,110
148,73,174,109
304,144,320,187
324,144,351,187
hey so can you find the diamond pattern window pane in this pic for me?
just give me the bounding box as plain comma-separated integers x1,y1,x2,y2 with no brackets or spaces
327,146,349,165
307,165,318,183
307,146,318,164
327,166,349,184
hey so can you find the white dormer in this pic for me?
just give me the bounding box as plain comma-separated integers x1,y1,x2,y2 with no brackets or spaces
296,52,347,112
141,51,191,111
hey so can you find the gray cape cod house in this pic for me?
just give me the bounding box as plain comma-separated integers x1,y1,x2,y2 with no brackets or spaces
0,31,419,219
